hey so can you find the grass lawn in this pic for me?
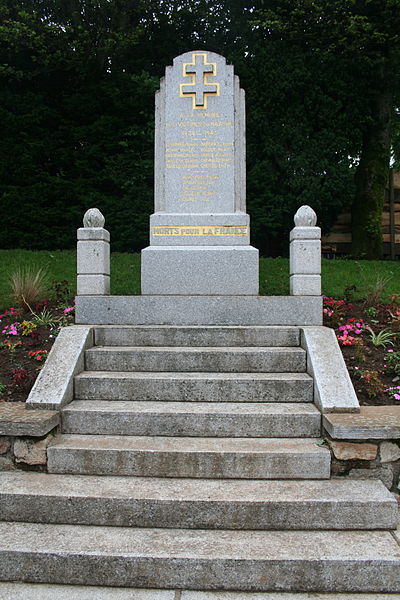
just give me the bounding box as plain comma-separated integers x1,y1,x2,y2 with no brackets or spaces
0,249,399,308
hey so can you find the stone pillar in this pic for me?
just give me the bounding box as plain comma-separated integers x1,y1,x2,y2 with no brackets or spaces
290,205,321,296
77,208,110,295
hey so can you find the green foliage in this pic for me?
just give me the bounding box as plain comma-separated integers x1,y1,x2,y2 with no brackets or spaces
0,0,157,251
365,326,397,348
356,369,385,398
364,306,378,319
9,266,48,308
244,38,357,254
386,351,400,377
32,308,57,327
321,259,400,302
255,0,400,258
0,1,399,254
364,273,393,307
0,249,76,308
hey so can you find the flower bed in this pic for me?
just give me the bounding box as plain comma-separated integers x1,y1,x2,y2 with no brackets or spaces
0,281,74,403
0,289,399,407
323,296,400,406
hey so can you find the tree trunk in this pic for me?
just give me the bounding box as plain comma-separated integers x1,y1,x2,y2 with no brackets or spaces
351,65,392,259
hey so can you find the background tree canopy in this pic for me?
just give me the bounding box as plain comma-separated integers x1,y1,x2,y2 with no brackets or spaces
0,0,399,257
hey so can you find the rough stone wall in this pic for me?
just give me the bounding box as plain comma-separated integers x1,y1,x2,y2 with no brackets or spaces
328,438,400,492
0,433,54,471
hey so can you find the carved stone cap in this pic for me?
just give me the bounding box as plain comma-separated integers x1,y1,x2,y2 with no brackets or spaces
83,208,105,228
294,205,317,227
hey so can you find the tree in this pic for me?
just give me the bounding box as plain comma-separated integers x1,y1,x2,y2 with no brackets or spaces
2,0,399,258
0,0,158,250
255,0,400,258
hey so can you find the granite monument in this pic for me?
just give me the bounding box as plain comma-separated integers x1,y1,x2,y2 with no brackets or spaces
141,51,259,294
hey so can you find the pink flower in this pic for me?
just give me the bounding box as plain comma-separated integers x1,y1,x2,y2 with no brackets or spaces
2,322,19,336
387,349,394,353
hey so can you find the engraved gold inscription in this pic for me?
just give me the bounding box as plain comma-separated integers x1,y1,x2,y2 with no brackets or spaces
165,141,233,172
153,226,248,236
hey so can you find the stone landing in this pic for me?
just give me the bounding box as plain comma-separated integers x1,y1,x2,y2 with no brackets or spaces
75,296,323,325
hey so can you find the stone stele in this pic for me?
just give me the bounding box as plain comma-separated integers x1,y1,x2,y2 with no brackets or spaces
141,50,259,295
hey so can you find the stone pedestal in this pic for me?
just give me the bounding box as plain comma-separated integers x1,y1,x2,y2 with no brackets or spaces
141,246,258,295
141,51,258,295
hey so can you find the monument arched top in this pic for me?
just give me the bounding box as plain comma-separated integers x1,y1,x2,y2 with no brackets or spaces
171,50,229,67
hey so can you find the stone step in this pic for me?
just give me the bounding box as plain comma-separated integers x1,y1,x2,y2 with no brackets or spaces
47,435,331,479
62,401,321,438
0,586,398,600
94,325,301,347
0,522,399,592
0,472,396,530
85,346,306,373
74,371,314,403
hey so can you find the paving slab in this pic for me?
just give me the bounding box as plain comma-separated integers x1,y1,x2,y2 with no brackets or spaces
74,371,314,403
0,472,396,530
0,522,399,592
0,402,59,437
85,346,306,373
323,406,400,439
47,435,331,479
0,585,397,599
61,401,321,437
0,582,174,599
182,593,400,599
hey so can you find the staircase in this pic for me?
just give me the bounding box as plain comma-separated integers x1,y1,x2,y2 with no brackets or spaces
0,325,399,593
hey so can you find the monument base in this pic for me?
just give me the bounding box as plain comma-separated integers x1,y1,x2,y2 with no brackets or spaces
141,245,259,295
75,295,322,325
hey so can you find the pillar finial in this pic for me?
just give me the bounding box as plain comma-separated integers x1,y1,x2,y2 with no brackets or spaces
83,208,105,228
294,205,317,227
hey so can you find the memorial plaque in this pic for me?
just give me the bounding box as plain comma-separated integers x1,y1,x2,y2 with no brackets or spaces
141,51,259,295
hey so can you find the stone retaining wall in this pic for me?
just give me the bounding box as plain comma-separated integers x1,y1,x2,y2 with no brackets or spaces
324,407,400,493
0,432,55,471
328,439,400,492
0,402,59,471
